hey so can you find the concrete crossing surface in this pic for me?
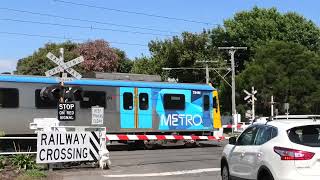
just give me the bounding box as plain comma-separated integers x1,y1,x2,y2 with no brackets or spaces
48,142,225,180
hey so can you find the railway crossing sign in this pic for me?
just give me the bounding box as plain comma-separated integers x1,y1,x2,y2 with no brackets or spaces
36,131,101,163
244,87,258,121
44,48,85,120
45,49,84,82
244,89,257,102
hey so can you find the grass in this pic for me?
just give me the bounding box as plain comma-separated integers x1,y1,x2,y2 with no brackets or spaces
0,156,5,169
16,169,47,180
10,154,37,170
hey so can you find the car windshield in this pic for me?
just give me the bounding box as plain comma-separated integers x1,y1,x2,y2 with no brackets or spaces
287,125,320,147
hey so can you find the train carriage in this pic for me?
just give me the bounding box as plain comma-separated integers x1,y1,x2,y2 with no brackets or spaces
0,74,221,136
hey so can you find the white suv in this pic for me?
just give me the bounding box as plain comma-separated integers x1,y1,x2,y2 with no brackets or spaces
221,118,320,180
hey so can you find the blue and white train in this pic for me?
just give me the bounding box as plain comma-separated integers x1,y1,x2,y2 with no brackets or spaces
0,74,221,136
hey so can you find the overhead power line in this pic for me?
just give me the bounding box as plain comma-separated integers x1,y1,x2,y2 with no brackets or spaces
0,31,147,47
53,0,216,25
0,18,171,37
162,67,227,70
0,7,179,34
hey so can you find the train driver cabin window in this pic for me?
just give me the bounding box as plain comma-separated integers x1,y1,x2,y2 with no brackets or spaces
139,93,149,110
203,95,210,111
123,92,133,110
0,88,19,108
213,96,217,109
80,91,106,108
164,94,185,110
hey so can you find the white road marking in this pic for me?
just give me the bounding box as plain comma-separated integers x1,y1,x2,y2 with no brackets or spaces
103,168,221,178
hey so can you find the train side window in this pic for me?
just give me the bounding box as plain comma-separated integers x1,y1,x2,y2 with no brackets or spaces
163,94,185,110
203,95,210,111
139,93,149,110
213,96,217,109
0,88,19,108
123,92,133,110
35,89,57,109
80,91,106,108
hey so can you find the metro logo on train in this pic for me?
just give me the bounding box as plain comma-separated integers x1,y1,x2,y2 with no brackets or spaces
160,114,203,126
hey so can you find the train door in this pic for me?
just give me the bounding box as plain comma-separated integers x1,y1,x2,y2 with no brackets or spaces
137,88,152,128
203,93,211,124
213,90,222,128
120,87,152,129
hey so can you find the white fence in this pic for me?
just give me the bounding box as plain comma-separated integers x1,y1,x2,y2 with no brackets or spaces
0,136,37,155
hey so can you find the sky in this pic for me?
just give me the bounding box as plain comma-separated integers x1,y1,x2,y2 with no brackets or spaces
0,0,319,73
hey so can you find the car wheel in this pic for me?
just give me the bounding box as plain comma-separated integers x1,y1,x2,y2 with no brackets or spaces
221,164,230,180
260,172,274,180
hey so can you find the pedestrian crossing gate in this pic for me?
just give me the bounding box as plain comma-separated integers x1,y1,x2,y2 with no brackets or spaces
36,126,106,164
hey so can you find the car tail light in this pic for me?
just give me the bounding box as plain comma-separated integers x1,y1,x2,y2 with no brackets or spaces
274,146,315,160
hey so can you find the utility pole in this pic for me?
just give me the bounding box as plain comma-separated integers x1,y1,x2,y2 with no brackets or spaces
251,87,255,121
206,63,209,84
219,47,247,128
270,95,275,120
59,48,65,103
284,103,290,118
196,60,218,84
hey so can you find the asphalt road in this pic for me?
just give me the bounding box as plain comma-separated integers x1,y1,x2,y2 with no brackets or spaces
48,142,226,180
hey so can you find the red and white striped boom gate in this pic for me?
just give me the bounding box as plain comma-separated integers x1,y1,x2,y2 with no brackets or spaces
106,134,225,141
223,124,243,129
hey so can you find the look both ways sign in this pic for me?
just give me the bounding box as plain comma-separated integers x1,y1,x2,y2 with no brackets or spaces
36,132,101,163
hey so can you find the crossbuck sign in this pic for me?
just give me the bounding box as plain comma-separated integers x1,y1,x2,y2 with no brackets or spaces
244,86,258,121
45,51,84,82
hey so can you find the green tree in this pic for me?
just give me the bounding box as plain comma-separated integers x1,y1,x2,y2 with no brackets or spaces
137,7,320,83
16,41,78,75
131,56,156,75
221,6,320,70
237,41,320,115
16,40,124,75
114,48,133,73
148,32,225,83
133,7,320,115
212,7,320,114
225,7,320,51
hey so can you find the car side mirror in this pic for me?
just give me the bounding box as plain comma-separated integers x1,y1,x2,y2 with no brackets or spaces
229,136,237,145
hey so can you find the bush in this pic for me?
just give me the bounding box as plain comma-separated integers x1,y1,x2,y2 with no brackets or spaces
10,154,37,170
0,155,5,169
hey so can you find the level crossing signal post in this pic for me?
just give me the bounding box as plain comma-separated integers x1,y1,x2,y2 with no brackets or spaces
269,95,276,121
30,48,111,170
45,48,85,121
45,48,84,103
244,86,257,123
